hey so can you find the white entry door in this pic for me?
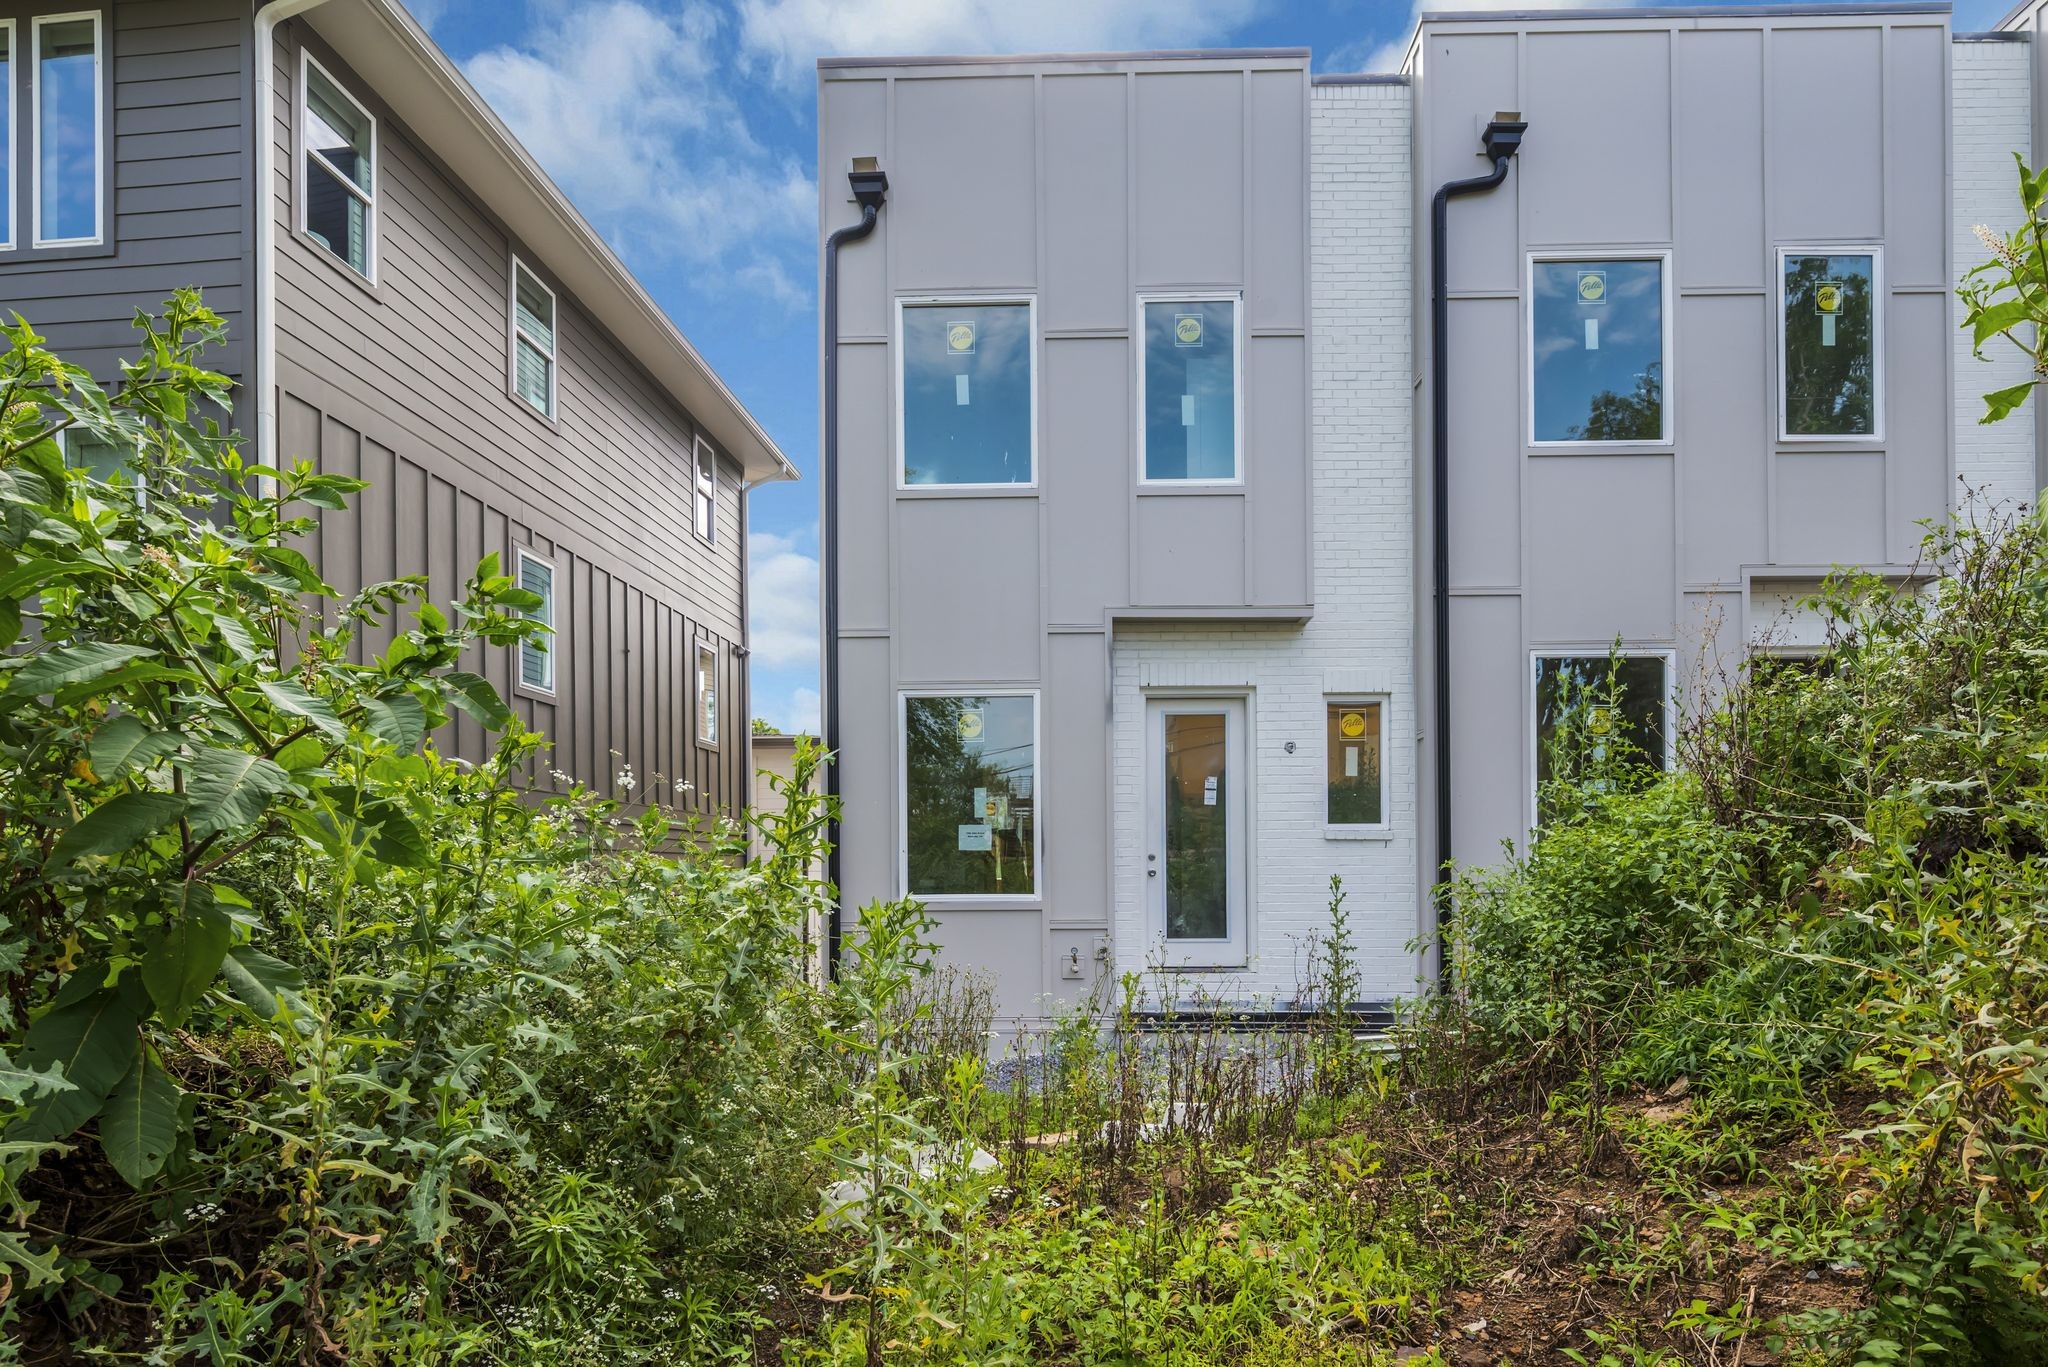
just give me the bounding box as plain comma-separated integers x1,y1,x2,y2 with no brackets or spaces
1145,697,1247,967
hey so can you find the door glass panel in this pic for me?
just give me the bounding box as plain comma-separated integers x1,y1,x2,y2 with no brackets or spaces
1163,711,1228,940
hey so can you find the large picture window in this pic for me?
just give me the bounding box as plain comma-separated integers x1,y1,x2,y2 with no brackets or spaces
1530,257,1667,445
1325,699,1385,829
33,13,100,247
1140,296,1240,482
902,693,1036,899
300,53,376,280
1532,654,1670,826
1780,249,1880,439
899,300,1034,487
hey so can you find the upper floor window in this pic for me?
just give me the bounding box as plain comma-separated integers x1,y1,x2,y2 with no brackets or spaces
1140,296,1240,482
33,13,101,247
1530,256,1668,445
510,258,556,418
515,549,556,695
1780,248,1880,440
693,437,716,543
898,299,1034,488
0,23,13,249
300,53,375,280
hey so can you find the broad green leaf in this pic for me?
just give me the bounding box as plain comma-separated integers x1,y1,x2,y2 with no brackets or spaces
361,694,426,752
1971,299,2033,349
324,786,432,869
100,1049,180,1188
257,679,346,740
89,716,181,779
182,747,291,838
46,791,187,870
273,734,327,772
441,671,511,731
15,987,142,1140
220,945,304,1020
140,893,232,1027
214,616,261,662
1,642,157,704
1981,381,2037,425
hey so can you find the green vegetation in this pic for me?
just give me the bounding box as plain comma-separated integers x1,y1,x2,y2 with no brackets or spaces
4,238,2048,1363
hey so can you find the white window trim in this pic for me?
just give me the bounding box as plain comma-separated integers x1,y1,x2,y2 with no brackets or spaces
695,640,720,751
692,436,717,544
896,688,1043,907
893,295,1039,492
1775,243,1885,445
513,547,558,698
297,47,377,284
63,426,146,507
1526,648,1676,838
508,255,558,420
0,19,17,251
1136,291,1245,487
30,11,103,249
1526,250,1675,450
1322,694,1393,840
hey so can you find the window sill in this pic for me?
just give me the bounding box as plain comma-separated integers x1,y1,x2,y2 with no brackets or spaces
6,236,117,264
1136,481,1245,495
895,484,1038,498
1324,825,1395,842
1527,443,1673,456
293,230,383,302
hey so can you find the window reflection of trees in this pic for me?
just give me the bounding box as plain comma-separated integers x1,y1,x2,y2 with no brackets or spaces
905,696,1035,896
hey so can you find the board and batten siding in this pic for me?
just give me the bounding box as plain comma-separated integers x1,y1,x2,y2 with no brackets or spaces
269,19,750,816
0,0,251,387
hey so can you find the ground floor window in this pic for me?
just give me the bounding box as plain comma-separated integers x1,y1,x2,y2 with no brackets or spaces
903,692,1036,898
1533,654,1669,826
1325,699,1385,829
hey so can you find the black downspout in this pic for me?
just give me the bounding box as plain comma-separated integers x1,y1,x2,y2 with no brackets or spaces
822,174,885,979
1430,118,1525,944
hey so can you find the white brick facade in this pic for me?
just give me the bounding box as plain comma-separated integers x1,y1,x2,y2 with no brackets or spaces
1107,83,1422,1003
1953,38,2040,518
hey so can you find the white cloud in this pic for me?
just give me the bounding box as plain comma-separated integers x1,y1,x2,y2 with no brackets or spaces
737,0,1266,84
1329,0,1641,74
463,1,815,303
747,527,819,670
778,685,822,735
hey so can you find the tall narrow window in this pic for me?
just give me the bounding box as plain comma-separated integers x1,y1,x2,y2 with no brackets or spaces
34,14,100,247
1530,258,1667,444
903,693,1037,898
1781,250,1879,439
516,550,556,694
0,23,16,250
300,55,375,279
899,300,1034,487
1140,296,1240,481
693,438,716,543
1325,700,1386,829
511,260,557,417
695,642,719,748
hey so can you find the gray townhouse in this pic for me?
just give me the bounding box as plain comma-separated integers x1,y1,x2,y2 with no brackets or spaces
0,0,796,819
818,2,2044,1024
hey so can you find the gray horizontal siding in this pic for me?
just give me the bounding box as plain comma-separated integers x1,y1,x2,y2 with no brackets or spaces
270,21,746,633
0,0,251,387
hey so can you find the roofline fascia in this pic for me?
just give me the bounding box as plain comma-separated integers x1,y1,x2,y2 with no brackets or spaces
819,46,1309,72
1416,1,1948,18
331,0,797,484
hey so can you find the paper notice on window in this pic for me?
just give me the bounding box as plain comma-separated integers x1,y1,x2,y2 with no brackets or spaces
1181,394,1195,427
958,824,992,852
1344,745,1359,778
956,374,971,406
1203,775,1218,806
1584,318,1599,350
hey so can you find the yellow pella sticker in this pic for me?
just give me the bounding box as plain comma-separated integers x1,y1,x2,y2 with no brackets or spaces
1174,312,1203,347
1577,271,1607,304
1339,711,1368,739
947,321,976,353
958,709,984,740
1815,282,1843,315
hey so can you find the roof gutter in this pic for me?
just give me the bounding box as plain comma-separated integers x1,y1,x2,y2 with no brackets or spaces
1429,114,1525,945
254,0,334,472
821,158,888,978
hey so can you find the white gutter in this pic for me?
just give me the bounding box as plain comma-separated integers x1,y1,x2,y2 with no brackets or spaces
254,0,333,471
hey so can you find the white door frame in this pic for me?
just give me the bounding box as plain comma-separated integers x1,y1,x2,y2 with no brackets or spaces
1144,695,1249,968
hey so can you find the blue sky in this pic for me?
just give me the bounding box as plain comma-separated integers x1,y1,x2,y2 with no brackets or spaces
412,0,2010,733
